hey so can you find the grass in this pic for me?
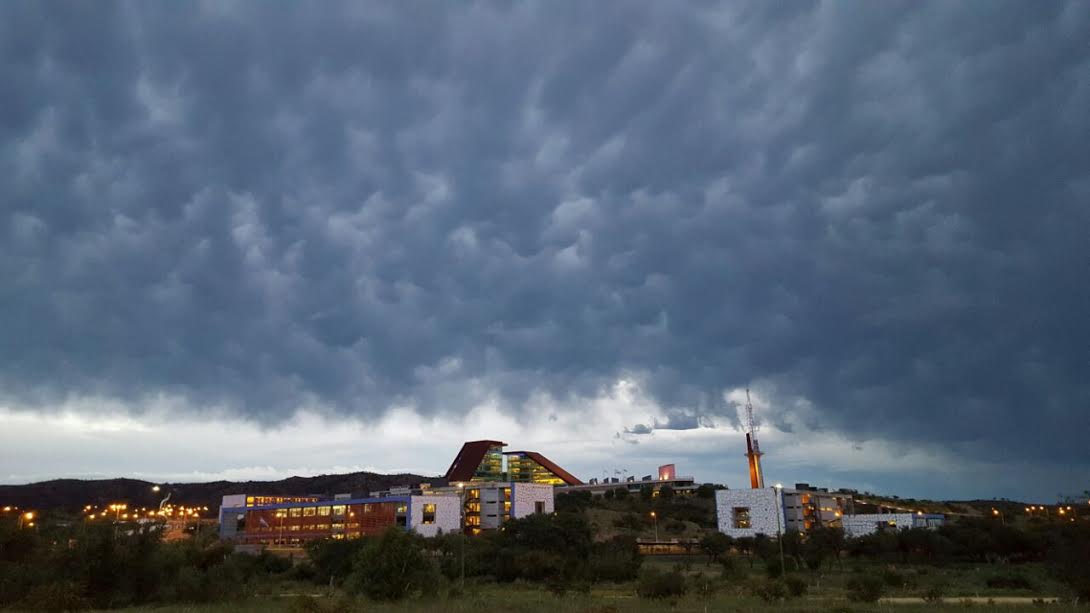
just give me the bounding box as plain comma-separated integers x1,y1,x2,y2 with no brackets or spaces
120,559,1072,613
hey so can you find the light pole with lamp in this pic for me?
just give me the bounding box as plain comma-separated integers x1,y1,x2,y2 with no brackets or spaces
650,511,659,541
456,482,466,590
774,484,786,578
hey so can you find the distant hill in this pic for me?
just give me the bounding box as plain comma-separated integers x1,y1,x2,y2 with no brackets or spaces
0,472,444,512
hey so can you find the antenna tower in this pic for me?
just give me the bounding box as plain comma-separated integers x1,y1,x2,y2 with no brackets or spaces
744,388,765,488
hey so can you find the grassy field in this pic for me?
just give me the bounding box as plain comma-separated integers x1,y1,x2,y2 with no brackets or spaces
119,558,1071,613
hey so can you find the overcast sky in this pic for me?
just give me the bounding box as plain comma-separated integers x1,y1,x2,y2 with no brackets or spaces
2,2,1087,502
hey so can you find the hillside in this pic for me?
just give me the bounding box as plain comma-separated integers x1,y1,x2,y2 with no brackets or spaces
0,471,444,512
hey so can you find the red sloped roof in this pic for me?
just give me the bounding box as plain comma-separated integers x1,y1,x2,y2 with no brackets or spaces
444,440,506,483
506,450,583,485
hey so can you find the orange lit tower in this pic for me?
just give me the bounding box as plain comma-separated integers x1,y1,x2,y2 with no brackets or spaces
744,388,765,488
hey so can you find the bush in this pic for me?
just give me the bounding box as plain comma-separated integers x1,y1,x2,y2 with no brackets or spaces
785,575,808,597
21,582,91,612
922,583,945,603
750,578,787,602
719,556,745,581
588,537,642,582
347,528,439,601
882,568,905,588
765,556,796,578
846,574,886,603
985,573,1034,590
636,568,687,599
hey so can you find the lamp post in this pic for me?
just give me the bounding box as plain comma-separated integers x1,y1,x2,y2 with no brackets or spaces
456,482,466,590
650,511,659,541
18,511,33,529
992,508,1005,525
774,484,786,578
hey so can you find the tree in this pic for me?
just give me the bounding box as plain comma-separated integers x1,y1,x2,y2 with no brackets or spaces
699,532,733,564
640,485,654,501
658,485,676,501
347,528,438,601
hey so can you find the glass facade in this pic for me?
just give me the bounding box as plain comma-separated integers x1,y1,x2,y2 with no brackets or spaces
506,453,566,485
472,444,506,481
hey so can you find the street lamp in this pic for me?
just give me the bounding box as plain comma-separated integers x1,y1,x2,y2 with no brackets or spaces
19,512,34,529
456,482,466,590
773,484,786,578
650,511,659,541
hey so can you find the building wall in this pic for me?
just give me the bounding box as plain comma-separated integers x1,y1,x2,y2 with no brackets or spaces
512,483,554,517
715,488,784,538
842,513,944,537
409,495,461,537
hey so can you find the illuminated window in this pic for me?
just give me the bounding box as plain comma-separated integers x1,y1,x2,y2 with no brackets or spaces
732,507,751,529
289,508,302,518
303,507,316,517
422,504,436,524
318,506,331,516
246,497,255,506
289,525,301,531
363,504,372,513
332,505,346,517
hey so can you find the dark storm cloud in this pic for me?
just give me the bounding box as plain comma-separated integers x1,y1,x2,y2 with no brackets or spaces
1,1,1088,476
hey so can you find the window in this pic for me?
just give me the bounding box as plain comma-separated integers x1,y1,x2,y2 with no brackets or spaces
303,507,316,517
422,503,436,524
732,507,751,529
318,506,330,516
289,508,302,518
535,501,545,514
396,504,408,527
332,505,346,517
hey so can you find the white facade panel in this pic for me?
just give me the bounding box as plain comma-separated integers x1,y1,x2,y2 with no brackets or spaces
410,494,461,537
715,488,784,538
512,483,554,518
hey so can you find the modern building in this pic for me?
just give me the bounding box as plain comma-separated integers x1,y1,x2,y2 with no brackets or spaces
841,512,945,537
218,493,461,546
716,486,945,539
557,463,696,497
440,481,554,535
217,494,320,527
444,440,582,486
715,487,853,538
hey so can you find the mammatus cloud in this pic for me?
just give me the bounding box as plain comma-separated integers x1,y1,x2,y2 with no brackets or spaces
1,2,1089,497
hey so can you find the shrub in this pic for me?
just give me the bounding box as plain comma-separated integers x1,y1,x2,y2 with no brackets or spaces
750,578,788,602
985,573,1034,590
636,568,686,599
347,528,439,601
882,568,905,588
588,537,642,582
665,520,687,534
923,583,946,603
21,582,91,612
785,574,808,597
765,556,796,578
846,574,886,603
719,556,745,581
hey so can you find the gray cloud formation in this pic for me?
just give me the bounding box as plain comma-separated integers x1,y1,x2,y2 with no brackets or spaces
2,2,1088,486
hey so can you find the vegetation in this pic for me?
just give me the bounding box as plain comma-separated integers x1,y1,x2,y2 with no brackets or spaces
2,491,1089,611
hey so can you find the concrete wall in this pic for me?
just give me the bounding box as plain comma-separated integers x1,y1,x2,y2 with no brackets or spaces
410,495,461,537
715,488,784,538
512,483,554,517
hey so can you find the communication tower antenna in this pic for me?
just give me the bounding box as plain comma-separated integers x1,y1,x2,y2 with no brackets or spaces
744,388,766,488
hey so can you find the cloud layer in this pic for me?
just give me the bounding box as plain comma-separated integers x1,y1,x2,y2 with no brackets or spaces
2,2,1088,495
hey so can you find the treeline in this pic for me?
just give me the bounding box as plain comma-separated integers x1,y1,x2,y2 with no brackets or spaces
691,518,1090,602
0,519,294,610
303,512,641,600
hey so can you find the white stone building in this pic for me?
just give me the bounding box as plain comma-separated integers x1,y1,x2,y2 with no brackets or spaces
716,488,785,538
842,512,945,537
